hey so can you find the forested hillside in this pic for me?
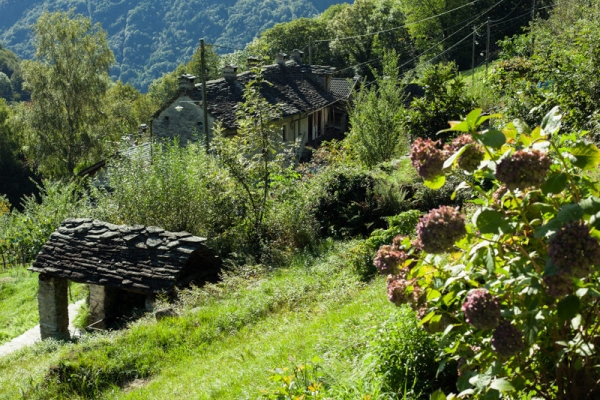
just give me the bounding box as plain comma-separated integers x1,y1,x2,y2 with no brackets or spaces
0,0,341,90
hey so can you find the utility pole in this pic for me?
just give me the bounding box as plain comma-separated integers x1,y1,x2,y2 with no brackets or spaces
200,38,209,154
309,36,313,65
472,25,476,85
485,18,491,77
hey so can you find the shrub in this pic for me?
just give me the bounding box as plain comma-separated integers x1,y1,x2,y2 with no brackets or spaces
310,166,382,239
367,306,456,398
0,180,88,268
376,107,600,398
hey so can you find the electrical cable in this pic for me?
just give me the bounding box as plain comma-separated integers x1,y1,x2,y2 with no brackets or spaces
314,0,486,44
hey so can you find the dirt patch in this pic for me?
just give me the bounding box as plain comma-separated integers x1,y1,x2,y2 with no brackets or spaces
0,277,15,284
122,378,150,392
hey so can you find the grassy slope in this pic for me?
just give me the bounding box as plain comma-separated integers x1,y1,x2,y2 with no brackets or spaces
0,268,87,345
0,242,404,399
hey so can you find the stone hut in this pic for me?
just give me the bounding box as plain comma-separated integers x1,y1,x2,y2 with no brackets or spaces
30,218,221,340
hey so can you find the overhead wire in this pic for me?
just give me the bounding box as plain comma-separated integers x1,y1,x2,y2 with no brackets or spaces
314,0,485,44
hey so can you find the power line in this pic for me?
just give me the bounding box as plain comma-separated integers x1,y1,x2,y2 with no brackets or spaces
314,0,485,44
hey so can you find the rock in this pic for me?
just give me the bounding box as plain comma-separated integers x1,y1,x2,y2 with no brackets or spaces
155,308,178,321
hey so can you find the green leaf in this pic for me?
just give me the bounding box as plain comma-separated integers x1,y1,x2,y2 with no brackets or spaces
485,246,495,275
569,142,600,170
443,146,467,169
443,120,470,132
590,211,600,230
512,119,531,136
419,311,436,325
541,172,568,195
557,295,580,322
424,174,446,189
544,259,559,277
465,108,483,130
579,196,600,215
535,204,583,238
474,208,512,234
540,105,562,136
430,389,446,400
477,129,506,149
557,204,584,222
490,378,515,392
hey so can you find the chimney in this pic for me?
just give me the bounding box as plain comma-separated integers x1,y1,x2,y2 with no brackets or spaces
178,74,196,91
247,56,261,68
275,52,287,66
222,65,238,81
291,49,304,64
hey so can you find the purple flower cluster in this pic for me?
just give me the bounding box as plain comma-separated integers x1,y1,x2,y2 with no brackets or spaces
543,274,573,298
461,289,501,330
492,320,525,358
449,134,485,172
548,221,600,279
386,275,426,311
373,245,407,276
495,150,551,190
416,206,466,254
410,138,446,180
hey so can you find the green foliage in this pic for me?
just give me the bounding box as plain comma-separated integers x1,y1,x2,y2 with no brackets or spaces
261,357,329,399
91,140,244,253
407,62,474,141
382,107,600,398
328,0,414,78
212,71,290,259
0,268,87,345
17,242,365,399
246,17,334,66
310,166,383,239
346,210,422,280
367,306,456,398
491,0,600,135
0,1,340,91
0,180,88,269
346,50,410,167
19,10,115,178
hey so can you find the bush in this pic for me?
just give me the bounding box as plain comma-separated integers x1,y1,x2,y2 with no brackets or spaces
91,140,246,255
378,107,600,398
367,306,456,398
0,180,88,268
310,166,383,239
406,62,474,142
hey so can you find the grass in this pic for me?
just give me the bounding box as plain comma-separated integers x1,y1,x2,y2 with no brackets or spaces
0,267,87,345
460,62,501,112
0,241,437,399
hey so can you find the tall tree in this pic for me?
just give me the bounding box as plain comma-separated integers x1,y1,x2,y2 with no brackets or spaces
329,0,414,78
346,50,410,167
20,10,115,178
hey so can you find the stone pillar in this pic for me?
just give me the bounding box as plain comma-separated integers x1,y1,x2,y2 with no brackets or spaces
38,274,70,340
88,284,118,330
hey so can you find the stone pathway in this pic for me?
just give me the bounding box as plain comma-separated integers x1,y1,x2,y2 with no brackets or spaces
0,299,86,357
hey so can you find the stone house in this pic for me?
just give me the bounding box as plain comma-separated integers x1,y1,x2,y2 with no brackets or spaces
151,50,355,158
30,218,221,339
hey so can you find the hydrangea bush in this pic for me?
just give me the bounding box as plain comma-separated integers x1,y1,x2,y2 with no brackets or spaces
377,107,600,399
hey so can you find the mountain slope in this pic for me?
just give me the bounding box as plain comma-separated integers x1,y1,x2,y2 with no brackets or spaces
0,0,343,91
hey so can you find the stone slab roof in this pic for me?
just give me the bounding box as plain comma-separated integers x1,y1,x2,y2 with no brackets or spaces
30,218,221,294
185,60,339,129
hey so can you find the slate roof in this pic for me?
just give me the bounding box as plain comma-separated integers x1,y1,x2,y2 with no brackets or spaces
184,60,339,129
30,218,221,294
330,78,354,99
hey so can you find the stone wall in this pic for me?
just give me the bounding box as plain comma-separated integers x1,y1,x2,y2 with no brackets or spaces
38,274,69,340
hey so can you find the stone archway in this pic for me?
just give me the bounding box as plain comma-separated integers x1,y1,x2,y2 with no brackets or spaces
30,218,221,340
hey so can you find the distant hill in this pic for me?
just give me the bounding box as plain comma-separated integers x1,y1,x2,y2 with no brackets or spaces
0,0,344,91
